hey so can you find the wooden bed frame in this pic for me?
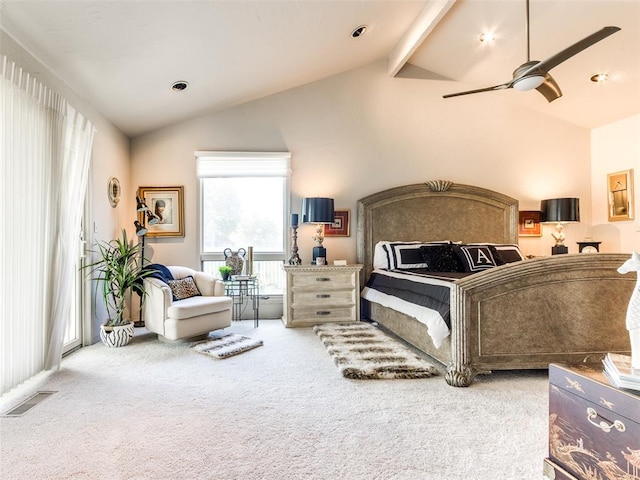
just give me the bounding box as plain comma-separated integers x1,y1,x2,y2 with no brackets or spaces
356,181,633,386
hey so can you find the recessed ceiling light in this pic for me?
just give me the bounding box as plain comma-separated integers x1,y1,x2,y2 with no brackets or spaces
351,25,367,38
171,81,189,91
590,73,609,83
479,32,496,43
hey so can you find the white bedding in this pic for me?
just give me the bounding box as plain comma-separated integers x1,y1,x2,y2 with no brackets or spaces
361,269,452,348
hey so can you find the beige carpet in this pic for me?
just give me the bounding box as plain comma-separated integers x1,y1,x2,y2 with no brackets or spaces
0,320,549,480
314,322,439,379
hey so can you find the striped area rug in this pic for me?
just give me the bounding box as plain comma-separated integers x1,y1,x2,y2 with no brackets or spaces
313,322,439,379
192,333,263,359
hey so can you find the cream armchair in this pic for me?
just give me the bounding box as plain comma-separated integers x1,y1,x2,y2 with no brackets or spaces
143,266,232,341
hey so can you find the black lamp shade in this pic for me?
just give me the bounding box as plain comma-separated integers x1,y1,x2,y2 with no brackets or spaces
540,198,580,223
302,197,334,224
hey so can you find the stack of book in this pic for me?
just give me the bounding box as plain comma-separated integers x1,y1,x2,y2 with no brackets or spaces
603,353,640,392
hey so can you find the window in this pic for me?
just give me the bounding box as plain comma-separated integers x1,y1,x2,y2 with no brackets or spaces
196,151,291,295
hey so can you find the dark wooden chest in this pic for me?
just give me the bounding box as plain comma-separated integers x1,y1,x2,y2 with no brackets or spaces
544,364,640,480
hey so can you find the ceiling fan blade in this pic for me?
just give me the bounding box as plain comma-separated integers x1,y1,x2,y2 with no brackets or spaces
535,74,563,103
443,83,510,99
519,26,620,78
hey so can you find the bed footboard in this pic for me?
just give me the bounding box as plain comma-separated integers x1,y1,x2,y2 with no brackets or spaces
449,253,633,385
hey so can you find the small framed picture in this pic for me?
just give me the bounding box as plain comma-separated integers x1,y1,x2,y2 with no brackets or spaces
138,186,184,237
325,209,350,237
518,210,541,237
607,169,634,221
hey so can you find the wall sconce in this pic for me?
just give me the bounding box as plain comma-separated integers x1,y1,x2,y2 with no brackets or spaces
302,197,334,264
540,198,580,255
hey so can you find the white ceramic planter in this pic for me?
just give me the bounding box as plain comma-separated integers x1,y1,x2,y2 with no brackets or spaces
100,321,135,348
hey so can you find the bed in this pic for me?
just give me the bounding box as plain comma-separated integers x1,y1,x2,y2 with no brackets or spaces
356,181,634,386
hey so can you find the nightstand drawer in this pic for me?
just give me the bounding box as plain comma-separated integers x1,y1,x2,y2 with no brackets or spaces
291,306,355,323
290,272,355,289
292,290,354,305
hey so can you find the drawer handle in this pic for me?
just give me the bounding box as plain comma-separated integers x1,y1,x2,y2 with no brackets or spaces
316,311,331,316
316,277,331,282
316,294,331,298
586,407,626,433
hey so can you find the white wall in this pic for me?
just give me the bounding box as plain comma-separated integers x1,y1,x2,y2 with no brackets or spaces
591,114,640,253
2,30,130,341
132,60,592,264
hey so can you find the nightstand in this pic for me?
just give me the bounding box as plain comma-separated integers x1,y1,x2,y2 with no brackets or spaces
282,264,363,328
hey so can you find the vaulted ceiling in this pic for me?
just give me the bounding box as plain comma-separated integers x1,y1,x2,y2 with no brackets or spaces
2,0,638,137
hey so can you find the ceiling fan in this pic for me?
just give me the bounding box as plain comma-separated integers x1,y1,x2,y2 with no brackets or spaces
443,0,620,102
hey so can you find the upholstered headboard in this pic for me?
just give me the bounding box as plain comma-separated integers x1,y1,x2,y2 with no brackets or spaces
356,181,518,281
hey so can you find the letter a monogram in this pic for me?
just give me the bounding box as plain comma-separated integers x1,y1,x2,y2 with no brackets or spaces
476,249,492,264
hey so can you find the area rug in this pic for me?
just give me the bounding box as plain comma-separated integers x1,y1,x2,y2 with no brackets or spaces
313,322,439,379
191,333,263,359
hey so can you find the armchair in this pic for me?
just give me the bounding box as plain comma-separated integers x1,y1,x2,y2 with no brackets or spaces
143,266,232,341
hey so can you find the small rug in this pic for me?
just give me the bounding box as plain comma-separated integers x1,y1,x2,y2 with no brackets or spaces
192,333,263,359
313,322,439,379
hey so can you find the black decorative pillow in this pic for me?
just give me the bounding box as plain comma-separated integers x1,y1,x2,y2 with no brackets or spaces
385,241,450,270
167,276,201,301
452,245,499,273
492,244,526,264
420,244,464,272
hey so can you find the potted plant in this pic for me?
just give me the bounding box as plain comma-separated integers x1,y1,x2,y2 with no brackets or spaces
84,229,155,347
218,265,233,281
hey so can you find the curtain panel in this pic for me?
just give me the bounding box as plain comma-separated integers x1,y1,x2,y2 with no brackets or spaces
0,55,94,395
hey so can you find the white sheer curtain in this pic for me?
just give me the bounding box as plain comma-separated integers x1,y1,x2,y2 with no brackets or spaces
0,55,94,395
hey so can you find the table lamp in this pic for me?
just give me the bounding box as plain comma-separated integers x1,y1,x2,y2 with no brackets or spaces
302,197,334,263
540,197,580,255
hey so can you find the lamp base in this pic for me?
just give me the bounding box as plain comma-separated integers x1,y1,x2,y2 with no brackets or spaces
551,246,568,255
312,246,326,264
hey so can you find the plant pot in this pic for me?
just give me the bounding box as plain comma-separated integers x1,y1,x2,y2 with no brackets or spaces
221,272,231,281
100,321,135,348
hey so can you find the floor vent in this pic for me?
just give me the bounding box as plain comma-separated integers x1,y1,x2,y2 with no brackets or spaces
2,391,56,417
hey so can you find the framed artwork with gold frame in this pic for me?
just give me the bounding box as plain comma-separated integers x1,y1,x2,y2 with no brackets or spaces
607,169,634,221
137,186,184,237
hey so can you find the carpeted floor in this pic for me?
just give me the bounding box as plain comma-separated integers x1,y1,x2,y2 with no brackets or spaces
0,320,549,480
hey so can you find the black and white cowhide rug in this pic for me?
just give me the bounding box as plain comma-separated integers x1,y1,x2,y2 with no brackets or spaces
313,322,439,379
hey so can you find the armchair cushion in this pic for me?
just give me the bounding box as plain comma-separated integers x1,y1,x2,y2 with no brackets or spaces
167,276,201,301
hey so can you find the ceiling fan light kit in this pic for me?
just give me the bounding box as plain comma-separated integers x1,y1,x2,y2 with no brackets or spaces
443,0,620,102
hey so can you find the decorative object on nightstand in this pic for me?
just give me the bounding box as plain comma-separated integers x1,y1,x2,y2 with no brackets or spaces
288,213,302,265
540,197,580,255
577,241,601,253
282,264,363,328
302,197,334,264
617,251,640,370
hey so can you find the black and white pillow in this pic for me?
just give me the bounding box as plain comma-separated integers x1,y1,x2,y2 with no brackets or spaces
167,276,201,301
468,243,526,264
385,241,450,270
453,245,500,272
420,244,464,272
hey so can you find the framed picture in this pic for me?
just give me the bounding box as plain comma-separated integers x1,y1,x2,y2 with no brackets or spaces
518,210,541,237
325,209,350,237
607,169,634,221
138,186,184,237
